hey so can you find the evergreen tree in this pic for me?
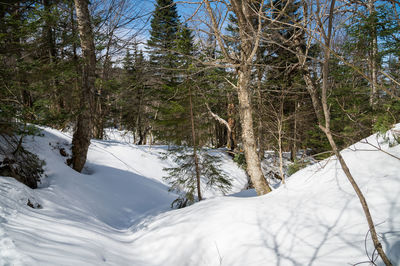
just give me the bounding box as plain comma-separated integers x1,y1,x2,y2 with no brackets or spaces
338,1,400,143
372,3,400,133
155,24,199,144
163,147,232,208
147,0,183,143
0,0,79,129
119,46,152,144
147,0,180,83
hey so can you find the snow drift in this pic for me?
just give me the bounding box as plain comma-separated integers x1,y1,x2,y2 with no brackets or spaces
0,126,399,266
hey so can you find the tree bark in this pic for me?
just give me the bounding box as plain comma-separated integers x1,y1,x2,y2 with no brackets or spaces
256,66,265,160
234,0,272,195
71,0,96,172
227,95,236,151
237,65,272,195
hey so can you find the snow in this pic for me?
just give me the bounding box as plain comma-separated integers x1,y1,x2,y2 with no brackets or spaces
1,126,400,265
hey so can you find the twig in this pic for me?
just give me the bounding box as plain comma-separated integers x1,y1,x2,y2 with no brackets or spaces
359,139,400,161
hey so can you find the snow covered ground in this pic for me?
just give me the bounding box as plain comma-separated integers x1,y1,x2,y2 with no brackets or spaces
0,126,399,265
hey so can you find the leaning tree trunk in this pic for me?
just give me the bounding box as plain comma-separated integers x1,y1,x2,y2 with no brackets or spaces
296,0,392,264
71,0,96,172
322,127,392,266
319,24,392,266
320,2,391,264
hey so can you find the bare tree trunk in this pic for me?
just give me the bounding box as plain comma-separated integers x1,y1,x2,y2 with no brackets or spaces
237,65,272,195
232,0,271,195
256,66,265,160
277,97,285,183
368,0,378,109
70,0,80,105
189,86,202,201
204,0,271,195
291,100,298,161
227,100,236,151
135,87,145,145
93,97,103,139
71,0,96,172
322,128,392,266
93,42,111,139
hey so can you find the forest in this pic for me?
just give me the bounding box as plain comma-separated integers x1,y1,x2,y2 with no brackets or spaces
0,0,400,265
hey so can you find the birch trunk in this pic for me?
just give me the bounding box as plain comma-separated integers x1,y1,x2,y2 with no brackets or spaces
71,0,96,172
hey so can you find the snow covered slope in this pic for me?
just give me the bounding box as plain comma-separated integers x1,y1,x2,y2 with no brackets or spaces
0,126,399,266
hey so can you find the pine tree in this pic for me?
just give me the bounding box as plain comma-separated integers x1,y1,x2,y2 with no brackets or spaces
119,46,152,144
155,24,197,143
163,147,232,208
371,3,400,133
147,0,183,143
336,1,400,144
147,0,180,83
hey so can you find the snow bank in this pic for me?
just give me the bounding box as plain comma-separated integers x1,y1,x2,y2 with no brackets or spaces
0,126,399,265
